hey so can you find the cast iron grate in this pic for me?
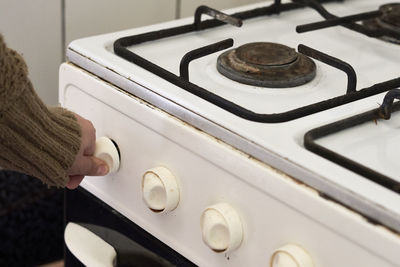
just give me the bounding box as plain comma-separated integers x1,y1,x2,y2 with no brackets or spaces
113,1,400,123
304,89,400,194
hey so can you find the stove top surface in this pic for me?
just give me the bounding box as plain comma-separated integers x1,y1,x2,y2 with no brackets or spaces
67,0,400,230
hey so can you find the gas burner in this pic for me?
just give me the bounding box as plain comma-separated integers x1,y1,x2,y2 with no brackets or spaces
362,3,400,44
216,42,316,88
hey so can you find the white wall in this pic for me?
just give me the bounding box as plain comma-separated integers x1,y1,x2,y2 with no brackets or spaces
64,0,176,46
0,0,62,105
180,0,263,18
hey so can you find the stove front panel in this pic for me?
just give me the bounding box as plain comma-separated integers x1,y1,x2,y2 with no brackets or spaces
60,63,400,267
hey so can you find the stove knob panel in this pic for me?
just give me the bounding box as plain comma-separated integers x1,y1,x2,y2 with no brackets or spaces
142,167,179,213
270,244,314,267
94,137,120,174
200,203,243,253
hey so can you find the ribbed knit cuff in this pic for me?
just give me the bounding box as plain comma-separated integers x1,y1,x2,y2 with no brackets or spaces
0,87,81,187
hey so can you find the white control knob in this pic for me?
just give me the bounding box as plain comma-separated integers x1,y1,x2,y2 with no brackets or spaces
200,203,243,252
94,137,120,174
270,244,314,267
142,167,179,213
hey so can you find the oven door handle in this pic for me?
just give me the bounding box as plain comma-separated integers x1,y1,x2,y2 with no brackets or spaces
64,222,174,267
65,222,117,267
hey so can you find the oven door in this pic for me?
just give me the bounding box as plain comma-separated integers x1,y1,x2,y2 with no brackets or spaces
64,188,195,267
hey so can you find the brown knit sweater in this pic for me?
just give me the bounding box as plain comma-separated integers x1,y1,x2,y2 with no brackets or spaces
0,34,81,187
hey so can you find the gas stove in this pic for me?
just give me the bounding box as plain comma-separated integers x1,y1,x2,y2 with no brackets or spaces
60,1,400,266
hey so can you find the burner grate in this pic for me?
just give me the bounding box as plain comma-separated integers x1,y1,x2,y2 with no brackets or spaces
295,0,400,42
114,1,400,123
304,90,400,194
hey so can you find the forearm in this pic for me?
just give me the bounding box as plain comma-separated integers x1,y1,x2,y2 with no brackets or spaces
0,34,81,187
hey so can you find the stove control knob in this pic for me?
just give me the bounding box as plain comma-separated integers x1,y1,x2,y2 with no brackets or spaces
270,244,314,267
142,167,179,213
94,137,120,174
200,203,243,253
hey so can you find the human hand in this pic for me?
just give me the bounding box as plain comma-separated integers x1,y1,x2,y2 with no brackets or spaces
66,113,109,189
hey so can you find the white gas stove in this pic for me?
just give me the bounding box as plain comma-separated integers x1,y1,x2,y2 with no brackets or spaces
60,1,400,266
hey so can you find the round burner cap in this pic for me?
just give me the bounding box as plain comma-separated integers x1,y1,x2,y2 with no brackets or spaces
380,3,400,28
235,42,298,67
362,3,400,44
217,42,316,88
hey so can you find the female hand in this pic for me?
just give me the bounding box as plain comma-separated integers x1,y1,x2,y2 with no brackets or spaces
66,113,109,189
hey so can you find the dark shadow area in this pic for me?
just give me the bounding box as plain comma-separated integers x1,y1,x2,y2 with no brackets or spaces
0,170,64,267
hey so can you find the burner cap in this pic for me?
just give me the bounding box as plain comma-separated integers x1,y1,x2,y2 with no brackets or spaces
380,3,400,29
362,3,400,44
217,42,316,88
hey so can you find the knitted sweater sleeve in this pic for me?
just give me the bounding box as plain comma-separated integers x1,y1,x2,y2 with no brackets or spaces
0,34,81,187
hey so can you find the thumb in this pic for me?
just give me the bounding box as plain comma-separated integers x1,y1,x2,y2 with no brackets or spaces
73,156,109,176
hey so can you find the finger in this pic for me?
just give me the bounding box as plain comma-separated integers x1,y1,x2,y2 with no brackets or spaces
70,156,109,176
83,134,96,156
66,175,85,189
73,113,96,156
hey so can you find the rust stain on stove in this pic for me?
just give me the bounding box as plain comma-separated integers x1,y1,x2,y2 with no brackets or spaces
227,52,260,74
319,191,400,237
